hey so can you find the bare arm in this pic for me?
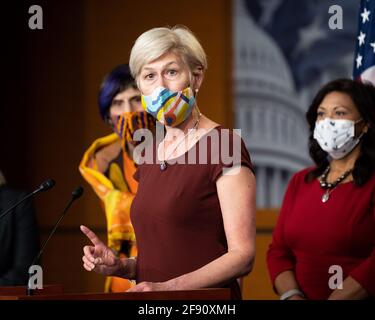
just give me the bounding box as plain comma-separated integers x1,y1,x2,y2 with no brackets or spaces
128,166,256,292
328,276,369,300
274,270,305,300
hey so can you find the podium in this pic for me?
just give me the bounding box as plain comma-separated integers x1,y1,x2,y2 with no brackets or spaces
0,286,231,300
0,284,63,297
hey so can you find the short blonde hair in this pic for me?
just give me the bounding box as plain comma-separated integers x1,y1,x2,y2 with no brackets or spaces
129,25,207,79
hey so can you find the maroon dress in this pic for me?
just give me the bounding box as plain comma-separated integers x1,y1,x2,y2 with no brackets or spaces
131,126,253,299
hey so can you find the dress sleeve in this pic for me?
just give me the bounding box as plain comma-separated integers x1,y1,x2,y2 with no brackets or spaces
349,195,375,297
266,173,298,286
210,130,254,182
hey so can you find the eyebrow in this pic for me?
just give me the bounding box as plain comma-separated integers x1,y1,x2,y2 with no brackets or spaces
317,105,350,111
129,95,141,100
112,94,140,102
142,61,180,72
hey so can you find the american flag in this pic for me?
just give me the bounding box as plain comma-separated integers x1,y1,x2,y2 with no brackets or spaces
353,0,375,84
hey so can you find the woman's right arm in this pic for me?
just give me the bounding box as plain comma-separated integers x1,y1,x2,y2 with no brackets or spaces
80,225,137,280
112,257,137,279
267,173,305,299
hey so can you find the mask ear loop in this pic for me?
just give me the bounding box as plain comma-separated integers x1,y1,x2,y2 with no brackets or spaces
357,131,365,141
192,82,201,117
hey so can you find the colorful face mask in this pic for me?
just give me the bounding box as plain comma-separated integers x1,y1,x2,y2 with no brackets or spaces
313,118,364,159
141,86,195,127
114,111,155,145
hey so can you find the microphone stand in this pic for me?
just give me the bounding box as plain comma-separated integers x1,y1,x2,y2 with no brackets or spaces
26,186,83,296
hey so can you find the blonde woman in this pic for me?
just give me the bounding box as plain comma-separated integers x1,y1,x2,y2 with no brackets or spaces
81,26,256,299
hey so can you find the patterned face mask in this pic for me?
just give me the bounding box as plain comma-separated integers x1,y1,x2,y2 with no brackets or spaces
141,86,195,127
313,118,364,159
114,111,156,145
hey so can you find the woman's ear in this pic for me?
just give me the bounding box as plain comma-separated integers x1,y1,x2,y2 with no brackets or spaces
191,66,204,91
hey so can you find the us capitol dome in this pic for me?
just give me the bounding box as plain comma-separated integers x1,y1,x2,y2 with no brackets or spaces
233,0,311,208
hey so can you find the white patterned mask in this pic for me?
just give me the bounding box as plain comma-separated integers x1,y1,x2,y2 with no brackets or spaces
313,118,364,159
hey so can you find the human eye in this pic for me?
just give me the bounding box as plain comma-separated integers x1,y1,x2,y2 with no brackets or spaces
317,110,325,118
166,69,178,77
134,95,141,102
144,73,155,81
112,99,122,107
130,95,141,104
335,110,346,116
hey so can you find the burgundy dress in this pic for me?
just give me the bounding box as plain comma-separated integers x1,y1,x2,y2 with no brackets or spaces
131,126,253,299
267,167,375,299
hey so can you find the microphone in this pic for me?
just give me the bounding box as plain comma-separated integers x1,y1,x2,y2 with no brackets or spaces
37,179,56,192
27,186,84,296
0,179,55,220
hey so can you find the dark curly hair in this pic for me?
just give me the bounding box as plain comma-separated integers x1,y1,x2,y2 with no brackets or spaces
305,78,375,186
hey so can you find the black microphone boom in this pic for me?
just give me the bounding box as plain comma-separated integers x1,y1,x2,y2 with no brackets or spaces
27,186,84,295
71,186,84,200
0,179,56,220
37,179,56,192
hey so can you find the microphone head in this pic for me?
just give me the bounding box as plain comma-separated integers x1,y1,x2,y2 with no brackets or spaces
72,186,84,200
38,179,56,192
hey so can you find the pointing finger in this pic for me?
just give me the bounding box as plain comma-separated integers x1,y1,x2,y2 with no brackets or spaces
80,225,103,246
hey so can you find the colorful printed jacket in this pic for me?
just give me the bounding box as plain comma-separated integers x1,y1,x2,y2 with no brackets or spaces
79,133,138,292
